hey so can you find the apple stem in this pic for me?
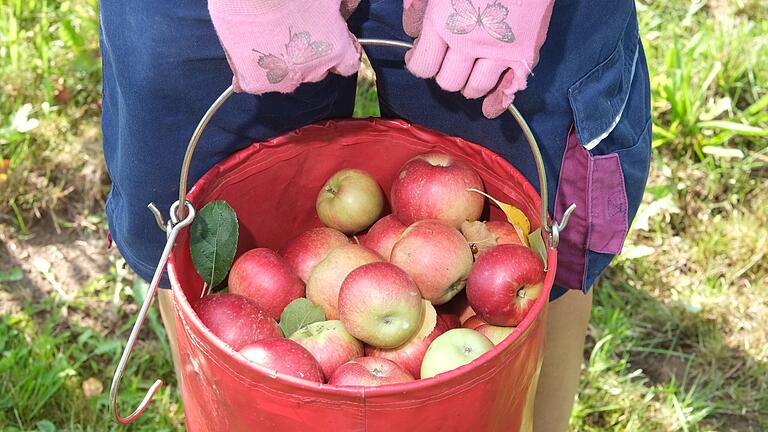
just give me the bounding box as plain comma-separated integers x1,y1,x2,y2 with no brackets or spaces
325,185,337,196
517,287,527,299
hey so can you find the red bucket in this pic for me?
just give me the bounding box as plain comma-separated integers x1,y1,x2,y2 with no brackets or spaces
167,118,556,432
108,39,570,432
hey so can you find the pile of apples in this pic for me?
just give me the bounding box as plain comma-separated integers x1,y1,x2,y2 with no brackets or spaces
193,152,545,386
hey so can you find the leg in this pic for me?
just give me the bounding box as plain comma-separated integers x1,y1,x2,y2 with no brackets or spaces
157,288,182,389
534,289,593,432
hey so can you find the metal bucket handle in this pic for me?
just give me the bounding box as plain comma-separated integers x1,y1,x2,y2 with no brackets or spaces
109,38,576,424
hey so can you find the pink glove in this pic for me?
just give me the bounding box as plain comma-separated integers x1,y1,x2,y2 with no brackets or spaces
405,0,554,118
208,0,361,94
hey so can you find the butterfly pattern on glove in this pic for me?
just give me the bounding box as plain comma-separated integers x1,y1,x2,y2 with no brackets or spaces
253,30,333,84
446,0,515,43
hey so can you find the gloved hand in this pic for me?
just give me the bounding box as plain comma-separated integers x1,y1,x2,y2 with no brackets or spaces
405,0,554,118
208,0,361,94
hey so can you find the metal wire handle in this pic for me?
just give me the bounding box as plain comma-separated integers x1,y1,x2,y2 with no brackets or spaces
110,37,576,425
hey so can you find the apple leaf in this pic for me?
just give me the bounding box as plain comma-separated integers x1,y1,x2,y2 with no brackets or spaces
527,228,548,269
0,266,23,283
460,221,497,258
279,298,326,337
467,189,531,237
190,200,239,288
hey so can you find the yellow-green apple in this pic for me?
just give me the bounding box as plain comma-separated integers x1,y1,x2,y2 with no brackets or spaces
390,153,485,228
359,215,407,260
316,168,384,234
476,324,516,345
390,220,474,305
339,262,423,348
306,244,382,319
329,357,415,386
420,328,494,379
288,320,363,379
193,294,281,350
365,301,452,378
239,337,324,382
228,248,304,320
466,244,545,327
280,227,351,283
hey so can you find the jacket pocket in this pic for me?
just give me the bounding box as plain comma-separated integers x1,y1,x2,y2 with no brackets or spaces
553,16,652,292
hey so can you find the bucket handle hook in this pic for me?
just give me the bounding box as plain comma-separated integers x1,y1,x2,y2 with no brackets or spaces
109,201,195,424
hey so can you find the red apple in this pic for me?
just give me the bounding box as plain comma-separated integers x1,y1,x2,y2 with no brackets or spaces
476,324,516,345
462,315,486,330
338,262,423,348
390,220,474,305
194,294,281,350
228,248,304,321
437,310,461,330
366,301,451,378
239,337,324,382
316,168,384,234
486,221,527,247
288,320,364,379
329,357,414,386
437,290,476,324
360,215,407,260
390,152,485,228
306,244,382,319
466,244,545,327
462,315,517,345
280,227,351,283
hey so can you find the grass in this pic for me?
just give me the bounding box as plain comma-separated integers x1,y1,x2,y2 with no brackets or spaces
1,0,767,431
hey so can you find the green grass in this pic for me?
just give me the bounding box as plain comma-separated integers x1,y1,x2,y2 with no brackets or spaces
0,260,183,431
1,0,767,430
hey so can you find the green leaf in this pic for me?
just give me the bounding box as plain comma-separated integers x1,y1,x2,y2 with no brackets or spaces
527,228,547,269
190,201,239,287
0,267,23,282
279,298,325,338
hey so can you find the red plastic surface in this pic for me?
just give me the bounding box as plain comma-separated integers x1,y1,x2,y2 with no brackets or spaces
168,118,556,432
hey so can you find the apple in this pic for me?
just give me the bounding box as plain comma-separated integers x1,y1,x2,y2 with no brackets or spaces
390,152,485,228
338,262,423,348
280,227,351,283
194,293,281,350
420,328,494,379
476,324,516,345
461,315,486,330
306,244,382,319
365,301,451,378
486,221,527,247
359,215,407,260
329,357,415,386
437,310,461,330
390,220,474,305
466,244,545,327
437,290,476,324
462,315,516,345
316,168,384,234
239,337,324,382
228,248,305,321
288,320,364,379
